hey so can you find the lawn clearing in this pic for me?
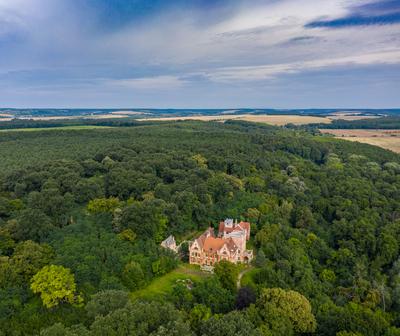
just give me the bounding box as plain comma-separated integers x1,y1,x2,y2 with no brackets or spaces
239,267,258,288
131,264,210,300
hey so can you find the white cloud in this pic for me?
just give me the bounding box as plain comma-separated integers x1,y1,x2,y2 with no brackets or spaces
203,50,400,82
213,0,350,33
108,75,185,90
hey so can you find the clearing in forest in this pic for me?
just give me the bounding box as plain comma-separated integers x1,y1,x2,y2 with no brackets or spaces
320,129,400,153
131,264,210,300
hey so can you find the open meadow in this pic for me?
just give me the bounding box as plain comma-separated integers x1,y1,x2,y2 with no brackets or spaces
320,129,400,153
139,114,332,125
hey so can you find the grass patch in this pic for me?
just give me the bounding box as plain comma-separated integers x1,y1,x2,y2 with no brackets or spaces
131,264,210,301
240,268,258,288
0,125,113,132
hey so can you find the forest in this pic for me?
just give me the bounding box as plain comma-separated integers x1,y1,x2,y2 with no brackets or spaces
1,120,400,335
310,116,400,130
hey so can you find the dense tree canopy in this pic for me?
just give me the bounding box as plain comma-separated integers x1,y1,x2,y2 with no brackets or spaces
0,120,399,335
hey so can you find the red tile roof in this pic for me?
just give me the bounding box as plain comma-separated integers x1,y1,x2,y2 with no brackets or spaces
219,221,250,238
203,237,226,252
195,227,214,248
202,236,239,254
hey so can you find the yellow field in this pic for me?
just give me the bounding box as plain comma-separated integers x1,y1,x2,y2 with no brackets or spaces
139,114,332,126
110,111,147,115
327,111,381,121
328,115,381,121
320,129,400,153
342,137,400,153
11,114,129,121
238,114,331,126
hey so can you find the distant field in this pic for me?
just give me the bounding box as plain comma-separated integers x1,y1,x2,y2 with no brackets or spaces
10,114,130,121
139,114,332,126
0,125,112,132
320,129,400,153
0,113,13,121
110,111,147,115
239,114,332,125
328,115,381,121
327,111,382,121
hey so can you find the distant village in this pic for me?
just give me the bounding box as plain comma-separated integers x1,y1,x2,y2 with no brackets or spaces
161,219,253,270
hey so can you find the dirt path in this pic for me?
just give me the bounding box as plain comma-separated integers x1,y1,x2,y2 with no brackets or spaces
237,267,253,289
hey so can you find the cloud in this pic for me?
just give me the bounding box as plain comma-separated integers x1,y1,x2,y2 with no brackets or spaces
108,75,185,89
306,0,400,28
306,12,400,28
203,50,400,82
0,0,399,107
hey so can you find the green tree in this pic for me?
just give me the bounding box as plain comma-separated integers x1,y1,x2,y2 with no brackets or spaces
87,197,120,214
255,288,316,334
236,286,256,310
121,261,145,290
120,199,168,241
0,228,15,256
11,240,54,283
40,323,89,336
255,250,266,267
0,256,15,288
31,265,83,308
200,310,261,336
89,301,192,336
117,229,136,242
170,282,194,311
189,304,211,331
192,277,235,313
192,154,208,168
85,290,130,319
8,209,53,242
214,260,239,293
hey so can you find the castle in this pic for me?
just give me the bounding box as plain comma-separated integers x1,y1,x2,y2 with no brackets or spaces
189,219,253,268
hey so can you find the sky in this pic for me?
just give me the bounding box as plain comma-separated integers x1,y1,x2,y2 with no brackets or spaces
0,0,399,108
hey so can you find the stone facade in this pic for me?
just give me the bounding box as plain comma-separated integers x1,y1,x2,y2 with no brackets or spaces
161,235,177,252
189,219,253,267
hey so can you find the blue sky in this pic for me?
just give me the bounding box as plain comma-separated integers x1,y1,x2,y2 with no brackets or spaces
0,0,399,108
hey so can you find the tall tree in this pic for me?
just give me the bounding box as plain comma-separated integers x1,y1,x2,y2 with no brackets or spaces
31,265,83,308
